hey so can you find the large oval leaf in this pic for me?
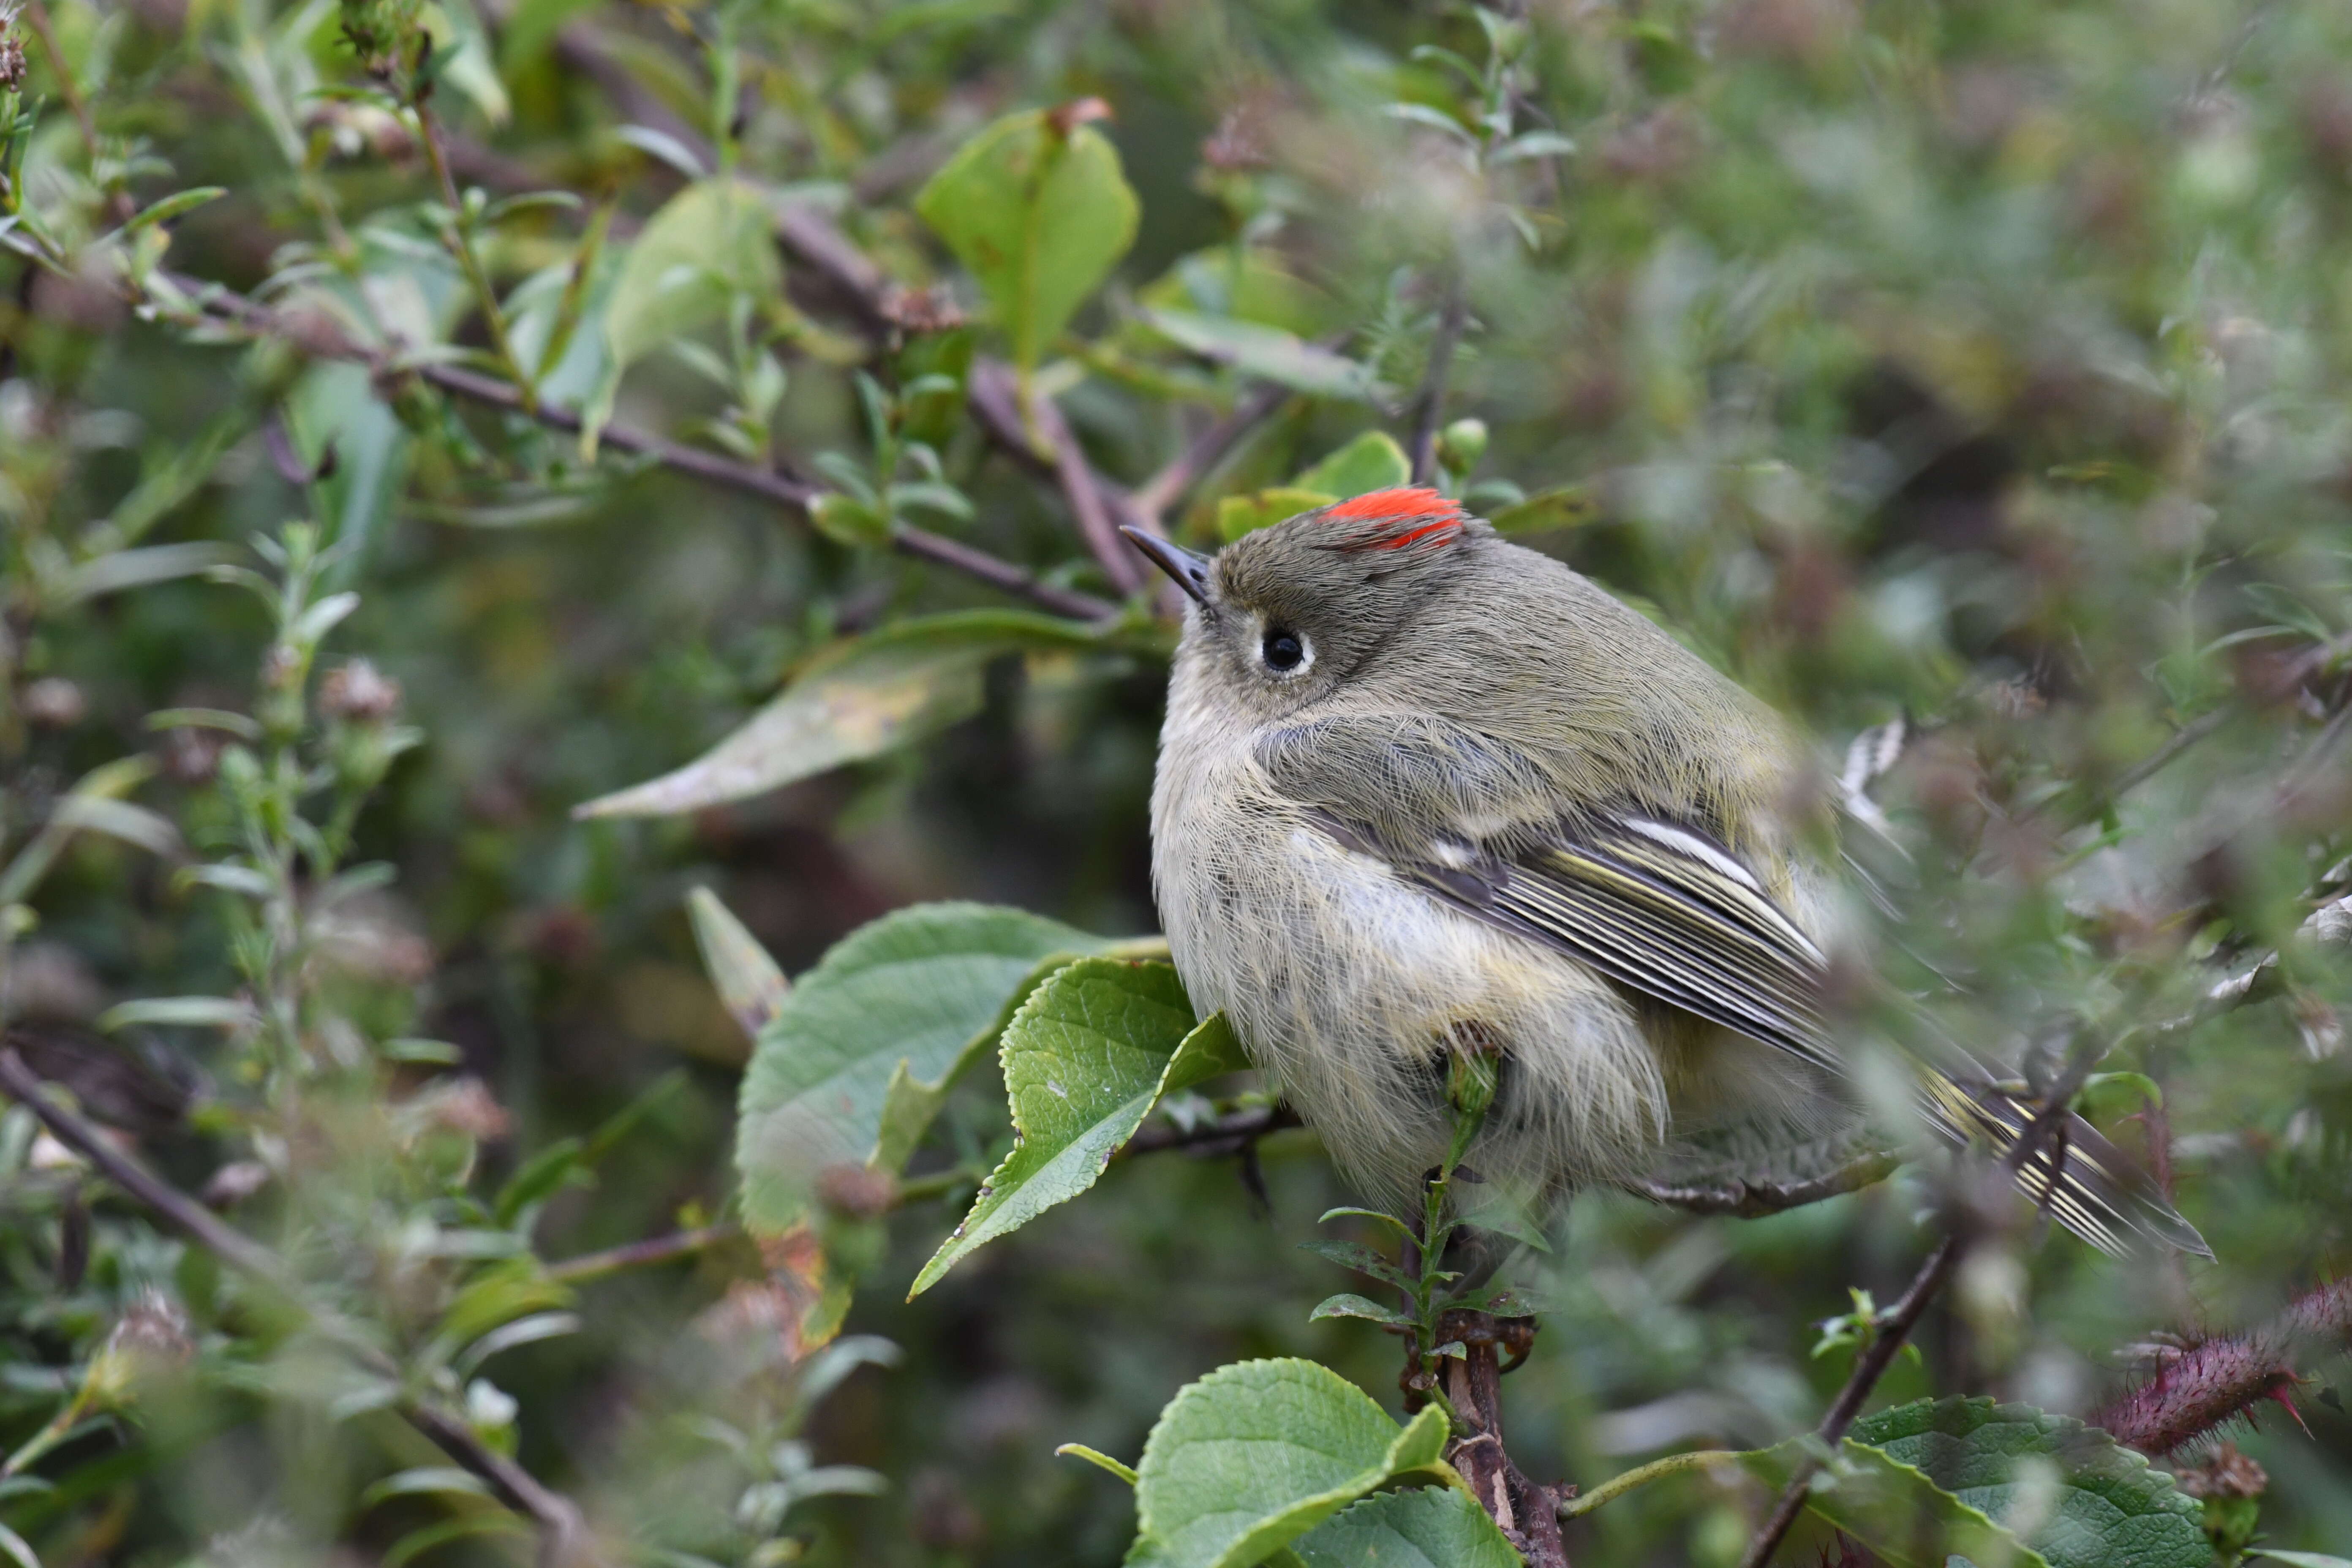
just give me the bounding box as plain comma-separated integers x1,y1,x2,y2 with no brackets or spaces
1731,1395,2210,1568
733,902,1114,1233
915,106,1139,373
910,959,1249,1296
1291,1487,1521,1568
575,610,1111,819
1127,1358,1454,1568
1848,1398,2209,1568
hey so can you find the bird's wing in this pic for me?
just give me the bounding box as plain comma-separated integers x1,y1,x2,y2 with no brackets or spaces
1256,715,2211,1258
1256,714,1828,1064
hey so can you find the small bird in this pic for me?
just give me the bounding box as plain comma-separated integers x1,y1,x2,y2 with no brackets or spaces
1123,487,2205,1257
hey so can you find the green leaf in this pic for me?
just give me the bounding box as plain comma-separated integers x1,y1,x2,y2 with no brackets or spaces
493,1138,586,1225
1058,1443,1140,1486
583,177,781,452
357,1467,495,1511
575,610,1116,819
1217,487,1336,543
1487,484,1598,535
1142,307,1378,400
1843,1398,2209,1568
1742,1433,2037,1568
1306,1293,1413,1328
1729,1397,2209,1568
1291,1487,1521,1568
95,996,258,1032
910,962,1247,1296
1126,1359,1458,1568
50,542,237,604
686,887,790,1044
114,186,228,239
1297,1239,1414,1292
1289,430,1411,499
915,107,1139,372
2253,1554,2352,1567
734,903,1117,1233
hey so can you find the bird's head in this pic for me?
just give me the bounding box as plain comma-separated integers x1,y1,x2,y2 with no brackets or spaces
1123,487,1490,721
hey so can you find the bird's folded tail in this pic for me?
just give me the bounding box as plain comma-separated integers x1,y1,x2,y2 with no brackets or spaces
1918,1073,2211,1258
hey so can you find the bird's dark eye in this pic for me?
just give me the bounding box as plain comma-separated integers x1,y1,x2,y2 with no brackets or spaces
1262,629,1305,672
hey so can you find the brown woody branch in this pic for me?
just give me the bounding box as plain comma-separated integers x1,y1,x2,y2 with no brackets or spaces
1127,379,1294,525
1622,1149,1902,1218
0,1048,602,1568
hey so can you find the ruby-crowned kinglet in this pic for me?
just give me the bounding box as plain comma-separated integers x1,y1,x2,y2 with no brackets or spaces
1124,487,2205,1256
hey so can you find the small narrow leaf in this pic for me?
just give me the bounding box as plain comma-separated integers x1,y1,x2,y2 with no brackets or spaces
1143,308,1378,400
1296,1239,1414,1292
97,996,258,1032
1056,1443,1139,1486
1307,1293,1413,1329
686,887,790,1042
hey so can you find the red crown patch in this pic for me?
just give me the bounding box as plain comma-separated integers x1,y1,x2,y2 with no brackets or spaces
1317,487,1467,553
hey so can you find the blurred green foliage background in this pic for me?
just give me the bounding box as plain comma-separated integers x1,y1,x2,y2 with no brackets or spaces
4,0,2352,1563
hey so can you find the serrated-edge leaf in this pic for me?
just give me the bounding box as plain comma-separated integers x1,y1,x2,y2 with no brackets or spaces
1742,1433,2043,1568
735,903,1114,1234
1846,1396,2208,1568
910,966,1242,1295
1291,1486,1521,1568
1127,1359,1464,1568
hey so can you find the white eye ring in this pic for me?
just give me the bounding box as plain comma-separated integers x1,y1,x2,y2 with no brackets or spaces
1260,626,1312,675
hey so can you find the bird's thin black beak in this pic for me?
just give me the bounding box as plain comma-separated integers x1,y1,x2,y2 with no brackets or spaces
1120,526,1214,606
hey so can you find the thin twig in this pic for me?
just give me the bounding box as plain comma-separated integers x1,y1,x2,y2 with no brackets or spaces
2104,629,2352,802
1008,364,1150,596
544,1222,742,1285
0,1049,602,1568
1622,1149,1902,1218
1407,277,1468,486
412,90,539,415
1119,1102,1301,1158
154,273,1115,620
1128,380,1293,523
1732,1235,1961,1568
